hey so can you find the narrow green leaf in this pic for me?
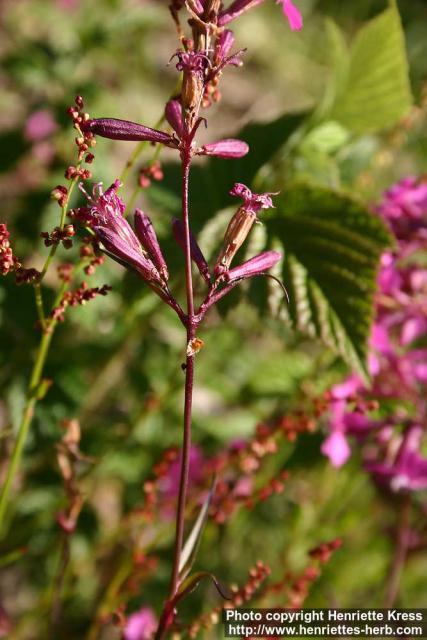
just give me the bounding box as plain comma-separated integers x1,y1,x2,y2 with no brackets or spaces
267,183,393,381
178,478,216,580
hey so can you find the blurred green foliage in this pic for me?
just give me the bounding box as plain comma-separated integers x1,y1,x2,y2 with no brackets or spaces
1,0,427,638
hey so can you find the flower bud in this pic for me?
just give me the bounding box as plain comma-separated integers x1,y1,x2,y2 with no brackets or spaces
134,210,169,281
165,99,184,138
172,219,211,284
81,118,175,146
215,30,235,61
223,251,282,282
94,226,162,284
199,139,249,159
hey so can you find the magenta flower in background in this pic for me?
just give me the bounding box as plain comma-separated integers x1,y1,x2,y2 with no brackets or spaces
219,0,302,30
366,426,427,492
321,429,351,469
25,110,58,142
322,176,427,491
124,607,157,640
56,0,79,9
159,446,205,500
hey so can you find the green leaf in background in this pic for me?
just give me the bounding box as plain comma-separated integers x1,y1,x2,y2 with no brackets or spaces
329,1,412,134
267,184,393,381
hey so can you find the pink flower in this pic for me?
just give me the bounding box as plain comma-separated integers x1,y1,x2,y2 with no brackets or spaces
159,446,205,499
321,430,351,468
25,110,57,142
219,0,303,30
124,607,157,640
277,0,303,31
366,426,427,492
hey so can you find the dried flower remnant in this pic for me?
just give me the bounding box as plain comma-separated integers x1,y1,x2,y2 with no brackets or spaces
174,50,210,127
214,183,277,277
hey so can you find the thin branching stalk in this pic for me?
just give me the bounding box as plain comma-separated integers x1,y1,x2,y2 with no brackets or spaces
155,146,197,640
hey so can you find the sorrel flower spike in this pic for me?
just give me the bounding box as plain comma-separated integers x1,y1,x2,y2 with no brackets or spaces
81,118,177,148
74,181,164,285
214,183,277,276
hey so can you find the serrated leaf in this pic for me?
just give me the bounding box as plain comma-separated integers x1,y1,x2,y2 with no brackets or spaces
330,3,412,133
267,184,393,381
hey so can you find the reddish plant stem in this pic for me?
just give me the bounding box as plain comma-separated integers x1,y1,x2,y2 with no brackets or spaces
155,146,196,640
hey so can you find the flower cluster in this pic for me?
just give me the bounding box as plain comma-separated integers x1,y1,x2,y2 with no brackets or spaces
323,177,427,493
50,282,112,323
72,179,282,326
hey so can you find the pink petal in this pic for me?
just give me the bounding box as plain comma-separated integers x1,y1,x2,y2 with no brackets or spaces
321,431,351,468
281,0,303,31
25,110,58,141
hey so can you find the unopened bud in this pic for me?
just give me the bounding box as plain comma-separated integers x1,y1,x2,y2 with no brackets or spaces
172,218,211,284
134,210,169,281
199,138,249,159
